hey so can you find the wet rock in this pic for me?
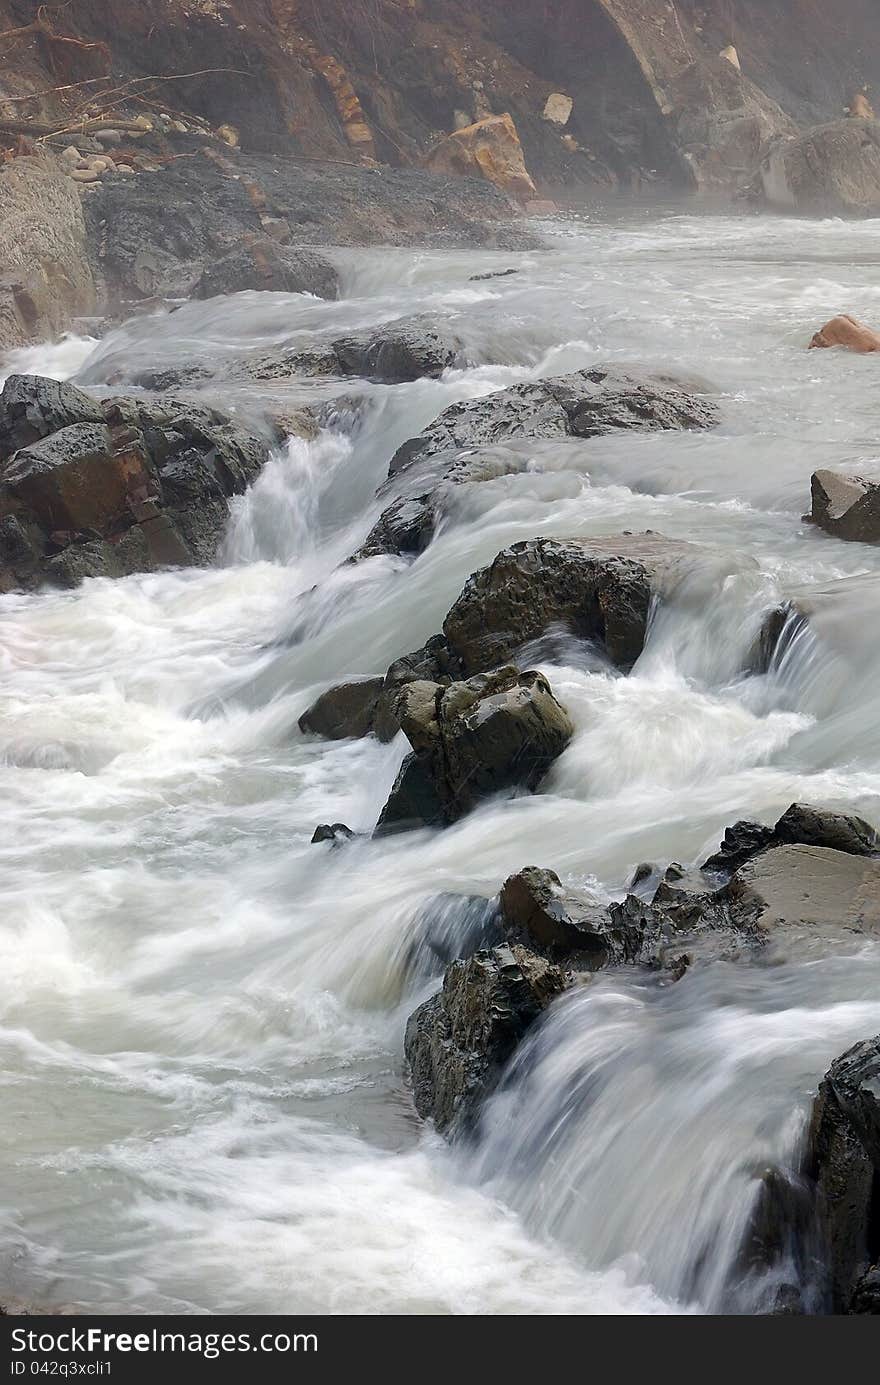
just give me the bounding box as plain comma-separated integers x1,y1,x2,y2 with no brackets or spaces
1,423,150,535
809,469,880,545
761,119,880,215
441,533,713,674
298,678,385,741
802,1035,880,1312
499,866,642,965
376,667,573,833
702,803,879,876
404,894,502,981
850,1265,880,1314
809,314,880,352
331,316,462,383
469,267,518,282
725,844,880,941
191,240,339,300
702,820,778,876
0,375,104,460
426,112,537,202
310,823,356,845
388,364,719,477
404,942,567,1134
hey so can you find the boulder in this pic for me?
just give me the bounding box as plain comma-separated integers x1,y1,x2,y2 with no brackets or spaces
761,119,880,215
702,802,880,876
0,375,104,460
725,844,880,941
809,469,880,544
425,113,537,203
191,240,339,300
376,667,573,832
0,156,96,350
1,423,153,535
809,314,880,352
441,533,716,673
543,93,573,127
310,822,356,845
298,677,385,740
330,316,462,383
404,942,567,1134
499,866,645,965
387,365,719,477
803,1035,880,1311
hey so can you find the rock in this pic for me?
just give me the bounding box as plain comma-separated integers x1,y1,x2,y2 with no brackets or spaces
802,1035,880,1311
60,146,81,165
310,823,355,845
809,469,880,544
425,113,537,202
0,156,97,350
809,314,880,351
1,423,152,535
702,819,778,876
849,94,876,121
725,844,880,941
387,365,719,477
330,316,462,383
376,667,574,833
298,678,385,740
761,119,880,214
217,123,240,147
441,533,717,674
404,894,502,981
191,240,339,300
703,802,880,876
0,375,104,460
95,129,122,146
70,168,101,184
719,45,741,72
404,942,567,1134
468,267,517,281
499,866,643,965
850,1266,880,1314
543,93,573,126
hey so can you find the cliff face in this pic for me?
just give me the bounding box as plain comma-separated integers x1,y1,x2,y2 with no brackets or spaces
1,0,879,195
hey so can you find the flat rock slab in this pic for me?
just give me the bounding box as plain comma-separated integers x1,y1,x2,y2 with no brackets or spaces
728,844,880,938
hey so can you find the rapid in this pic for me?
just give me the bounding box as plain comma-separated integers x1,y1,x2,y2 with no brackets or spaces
3,207,880,1314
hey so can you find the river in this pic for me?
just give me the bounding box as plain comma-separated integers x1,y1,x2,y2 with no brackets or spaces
3,207,880,1314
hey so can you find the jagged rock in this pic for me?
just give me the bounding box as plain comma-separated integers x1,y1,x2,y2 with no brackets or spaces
850,1266,880,1314
469,267,518,282
425,113,537,202
330,316,462,383
388,365,719,477
499,866,644,964
404,942,567,1134
376,667,573,832
441,533,720,674
702,820,778,876
298,678,385,740
0,375,104,460
310,822,356,845
809,469,880,544
702,803,880,876
191,240,339,300
1,422,150,535
803,1035,880,1311
809,314,880,352
761,119,880,214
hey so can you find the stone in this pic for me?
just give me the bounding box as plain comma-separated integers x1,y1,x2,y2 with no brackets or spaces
499,866,642,965
298,678,385,740
724,844,880,941
404,942,567,1134
331,317,462,383
719,45,741,72
425,113,537,202
1,423,152,535
376,667,574,832
310,823,356,845
543,93,573,126
809,314,880,351
191,241,339,300
441,533,718,674
849,94,875,120
702,803,880,875
0,375,104,460
387,364,719,477
761,119,880,214
810,469,880,544
70,168,101,184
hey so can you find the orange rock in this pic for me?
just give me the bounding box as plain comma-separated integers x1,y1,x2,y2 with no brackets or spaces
425,113,537,202
849,93,875,119
809,314,880,352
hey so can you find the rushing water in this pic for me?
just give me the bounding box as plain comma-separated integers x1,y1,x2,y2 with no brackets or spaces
3,208,880,1315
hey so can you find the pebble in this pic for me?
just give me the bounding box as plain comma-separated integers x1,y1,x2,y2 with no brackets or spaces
60,145,80,165
69,168,100,183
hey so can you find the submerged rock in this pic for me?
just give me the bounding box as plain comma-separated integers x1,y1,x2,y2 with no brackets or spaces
376,667,573,832
404,942,566,1134
809,469,880,544
388,364,719,478
330,316,463,383
191,240,339,300
310,823,356,846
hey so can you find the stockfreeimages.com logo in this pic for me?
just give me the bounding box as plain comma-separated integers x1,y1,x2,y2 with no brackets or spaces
10,1327,318,1363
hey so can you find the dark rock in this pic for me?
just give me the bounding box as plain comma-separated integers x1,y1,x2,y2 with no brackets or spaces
500,866,633,964
354,495,439,561
388,364,719,477
469,267,518,281
850,1265,880,1314
1,422,149,535
0,375,104,461
803,1035,880,1312
376,667,574,833
298,677,385,741
810,469,880,544
191,240,339,300
702,820,778,876
310,822,356,845
441,533,715,674
330,316,462,383
404,942,567,1135
774,803,880,857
